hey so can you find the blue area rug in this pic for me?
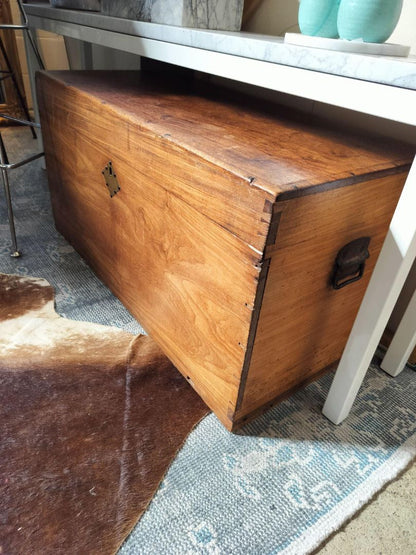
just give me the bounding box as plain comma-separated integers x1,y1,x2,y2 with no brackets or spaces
1,127,415,554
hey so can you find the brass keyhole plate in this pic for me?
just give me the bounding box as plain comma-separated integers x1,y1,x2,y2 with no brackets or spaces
102,161,120,198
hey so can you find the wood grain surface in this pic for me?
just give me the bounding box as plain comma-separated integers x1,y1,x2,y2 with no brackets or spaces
37,72,267,427
37,70,413,430
37,72,411,197
235,173,408,425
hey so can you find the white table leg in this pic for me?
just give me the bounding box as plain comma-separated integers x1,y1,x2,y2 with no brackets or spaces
64,37,93,70
322,157,416,424
380,288,416,377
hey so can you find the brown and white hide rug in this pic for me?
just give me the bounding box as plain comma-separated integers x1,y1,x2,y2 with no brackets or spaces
0,273,209,554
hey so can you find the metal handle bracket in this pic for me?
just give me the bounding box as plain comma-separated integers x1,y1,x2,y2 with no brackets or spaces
332,237,371,290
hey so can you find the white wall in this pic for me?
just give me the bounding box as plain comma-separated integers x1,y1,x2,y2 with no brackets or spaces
390,0,416,53
244,0,300,36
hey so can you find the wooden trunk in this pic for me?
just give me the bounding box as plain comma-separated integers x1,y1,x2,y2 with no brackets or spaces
37,71,412,431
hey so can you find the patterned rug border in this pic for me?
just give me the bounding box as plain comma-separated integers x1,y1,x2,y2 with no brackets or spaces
281,433,416,555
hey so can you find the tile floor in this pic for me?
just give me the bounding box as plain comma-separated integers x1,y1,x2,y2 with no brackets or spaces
318,460,416,554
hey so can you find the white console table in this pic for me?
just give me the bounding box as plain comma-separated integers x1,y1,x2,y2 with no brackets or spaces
23,2,416,423
23,3,416,123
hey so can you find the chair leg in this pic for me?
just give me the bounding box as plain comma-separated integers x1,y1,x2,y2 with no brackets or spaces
380,288,416,377
322,157,416,424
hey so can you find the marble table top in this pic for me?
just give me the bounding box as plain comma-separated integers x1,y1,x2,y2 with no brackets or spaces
24,2,416,90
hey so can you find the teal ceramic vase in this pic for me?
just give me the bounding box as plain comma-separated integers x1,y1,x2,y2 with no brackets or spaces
337,0,403,43
298,0,341,38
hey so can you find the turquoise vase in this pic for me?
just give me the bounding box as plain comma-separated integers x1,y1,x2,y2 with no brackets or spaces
298,0,342,38
337,0,403,43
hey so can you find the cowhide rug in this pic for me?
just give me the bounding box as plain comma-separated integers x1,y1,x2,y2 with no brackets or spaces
0,273,209,554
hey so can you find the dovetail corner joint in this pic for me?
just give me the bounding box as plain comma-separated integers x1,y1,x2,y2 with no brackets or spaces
102,161,120,198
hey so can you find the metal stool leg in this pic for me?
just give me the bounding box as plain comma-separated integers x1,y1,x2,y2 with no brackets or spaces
1,132,20,257
0,130,9,165
17,0,45,70
0,1,45,258
0,36,36,139
1,166,20,258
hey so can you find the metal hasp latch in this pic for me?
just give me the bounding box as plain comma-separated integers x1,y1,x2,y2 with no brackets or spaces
332,237,371,290
102,160,120,198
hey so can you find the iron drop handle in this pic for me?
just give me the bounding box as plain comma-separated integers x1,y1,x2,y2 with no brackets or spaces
332,237,371,290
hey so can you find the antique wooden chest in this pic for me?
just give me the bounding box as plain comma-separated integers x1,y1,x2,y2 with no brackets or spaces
37,71,412,430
